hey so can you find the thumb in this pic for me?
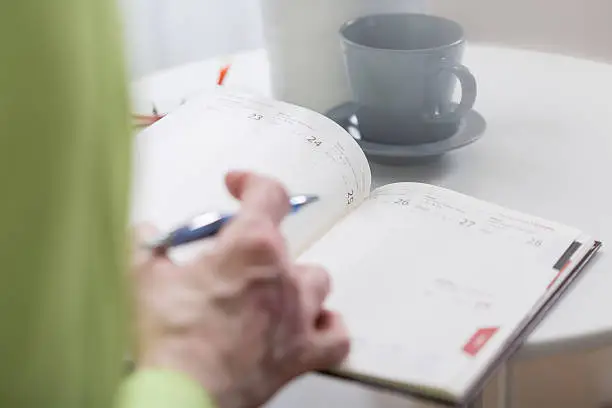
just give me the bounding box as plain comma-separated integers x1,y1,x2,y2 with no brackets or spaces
224,170,290,226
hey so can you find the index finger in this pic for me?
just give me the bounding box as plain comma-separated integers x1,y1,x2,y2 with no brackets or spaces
225,171,290,226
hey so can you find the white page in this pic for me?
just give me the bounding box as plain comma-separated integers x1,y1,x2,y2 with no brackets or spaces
130,89,371,261
298,182,586,398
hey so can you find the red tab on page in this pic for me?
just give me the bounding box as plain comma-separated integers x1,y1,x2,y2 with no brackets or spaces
463,327,499,357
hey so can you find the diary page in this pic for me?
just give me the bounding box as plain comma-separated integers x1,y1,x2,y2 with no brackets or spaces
297,182,586,396
130,89,371,260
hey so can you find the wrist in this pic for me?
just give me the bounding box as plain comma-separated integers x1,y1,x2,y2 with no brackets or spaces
138,338,228,405
138,340,271,408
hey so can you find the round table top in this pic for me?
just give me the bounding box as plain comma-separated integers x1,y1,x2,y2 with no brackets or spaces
132,44,612,359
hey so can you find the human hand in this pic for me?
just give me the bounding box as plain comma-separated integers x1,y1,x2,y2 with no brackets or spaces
131,171,350,408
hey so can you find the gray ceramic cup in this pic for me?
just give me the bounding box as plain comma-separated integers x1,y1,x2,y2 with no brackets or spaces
340,13,477,145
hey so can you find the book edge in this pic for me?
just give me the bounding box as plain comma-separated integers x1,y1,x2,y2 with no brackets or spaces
318,368,459,407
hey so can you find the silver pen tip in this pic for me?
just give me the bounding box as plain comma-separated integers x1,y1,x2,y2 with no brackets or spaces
291,195,319,207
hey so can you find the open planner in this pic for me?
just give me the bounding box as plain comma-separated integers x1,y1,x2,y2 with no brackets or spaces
131,88,601,406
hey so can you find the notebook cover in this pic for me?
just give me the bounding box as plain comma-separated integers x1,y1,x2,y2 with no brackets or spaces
319,240,603,407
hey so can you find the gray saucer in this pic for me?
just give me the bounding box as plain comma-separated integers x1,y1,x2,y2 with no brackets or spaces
325,102,487,165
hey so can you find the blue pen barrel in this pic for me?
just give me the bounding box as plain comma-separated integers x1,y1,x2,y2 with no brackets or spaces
170,216,230,246
151,195,318,250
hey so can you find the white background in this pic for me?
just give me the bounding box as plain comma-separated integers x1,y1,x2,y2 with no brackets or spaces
118,0,612,80
118,0,264,79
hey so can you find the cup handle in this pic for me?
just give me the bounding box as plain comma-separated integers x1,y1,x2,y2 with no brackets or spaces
428,59,477,123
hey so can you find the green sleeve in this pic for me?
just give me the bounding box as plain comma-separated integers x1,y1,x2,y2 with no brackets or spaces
117,371,216,408
0,1,213,408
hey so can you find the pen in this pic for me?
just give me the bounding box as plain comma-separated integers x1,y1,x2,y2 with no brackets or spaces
146,194,319,250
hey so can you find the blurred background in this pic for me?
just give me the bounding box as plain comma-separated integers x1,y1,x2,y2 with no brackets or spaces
118,0,612,80
118,0,264,78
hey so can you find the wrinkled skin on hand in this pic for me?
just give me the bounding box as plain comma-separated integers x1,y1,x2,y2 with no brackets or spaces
132,171,350,408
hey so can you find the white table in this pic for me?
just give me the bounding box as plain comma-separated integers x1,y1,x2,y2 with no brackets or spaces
132,44,612,407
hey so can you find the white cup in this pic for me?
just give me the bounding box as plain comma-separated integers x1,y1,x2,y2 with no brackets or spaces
259,0,427,114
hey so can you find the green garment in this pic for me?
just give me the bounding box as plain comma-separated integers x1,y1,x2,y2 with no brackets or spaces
0,1,212,407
